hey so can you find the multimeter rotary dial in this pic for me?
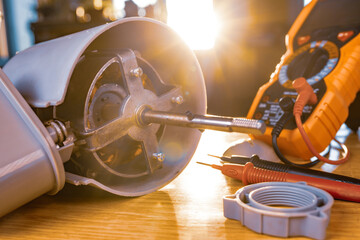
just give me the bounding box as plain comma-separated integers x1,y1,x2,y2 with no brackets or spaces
278,40,339,88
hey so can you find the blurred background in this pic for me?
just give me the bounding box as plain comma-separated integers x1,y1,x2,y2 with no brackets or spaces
0,0,307,117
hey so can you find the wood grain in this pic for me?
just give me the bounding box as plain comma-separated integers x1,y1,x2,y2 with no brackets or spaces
0,129,359,239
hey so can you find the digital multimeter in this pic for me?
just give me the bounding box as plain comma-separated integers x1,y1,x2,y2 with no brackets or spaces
248,0,360,159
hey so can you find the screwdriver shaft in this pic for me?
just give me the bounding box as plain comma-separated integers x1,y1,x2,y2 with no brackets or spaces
141,110,265,135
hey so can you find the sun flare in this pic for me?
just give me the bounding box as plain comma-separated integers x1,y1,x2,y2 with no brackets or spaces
166,0,220,50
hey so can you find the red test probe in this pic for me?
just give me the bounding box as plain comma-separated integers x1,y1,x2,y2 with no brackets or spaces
197,161,360,202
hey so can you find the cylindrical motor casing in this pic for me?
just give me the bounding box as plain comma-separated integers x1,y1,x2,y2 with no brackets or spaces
3,17,207,196
0,69,64,217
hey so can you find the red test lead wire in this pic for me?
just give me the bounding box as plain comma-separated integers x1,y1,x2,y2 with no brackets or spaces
197,161,360,202
292,77,349,165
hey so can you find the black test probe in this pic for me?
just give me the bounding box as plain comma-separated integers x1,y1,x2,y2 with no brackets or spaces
210,154,360,185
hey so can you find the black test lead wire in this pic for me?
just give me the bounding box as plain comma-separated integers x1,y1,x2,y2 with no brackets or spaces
209,154,360,185
271,97,320,168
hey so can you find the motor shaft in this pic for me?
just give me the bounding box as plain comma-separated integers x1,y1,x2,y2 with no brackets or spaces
140,109,266,135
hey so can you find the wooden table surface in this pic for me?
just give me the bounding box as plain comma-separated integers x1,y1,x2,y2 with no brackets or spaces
0,128,359,239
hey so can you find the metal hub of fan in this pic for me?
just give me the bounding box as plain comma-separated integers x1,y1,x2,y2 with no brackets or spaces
57,48,186,181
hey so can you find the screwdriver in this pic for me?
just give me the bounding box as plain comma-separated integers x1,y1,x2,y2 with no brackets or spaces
209,154,360,185
196,161,360,202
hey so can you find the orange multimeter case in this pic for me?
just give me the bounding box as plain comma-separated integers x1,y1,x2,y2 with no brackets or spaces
247,0,360,159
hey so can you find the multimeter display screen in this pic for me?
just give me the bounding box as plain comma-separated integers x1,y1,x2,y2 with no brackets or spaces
298,0,360,36
295,0,360,50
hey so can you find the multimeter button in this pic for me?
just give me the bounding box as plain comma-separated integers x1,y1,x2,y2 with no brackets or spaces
254,112,263,119
262,95,270,102
297,35,310,45
337,31,354,42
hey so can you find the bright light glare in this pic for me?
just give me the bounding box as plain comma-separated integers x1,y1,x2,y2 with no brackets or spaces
93,0,103,10
166,0,220,50
76,6,85,18
133,0,157,8
304,0,312,6
112,0,126,18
